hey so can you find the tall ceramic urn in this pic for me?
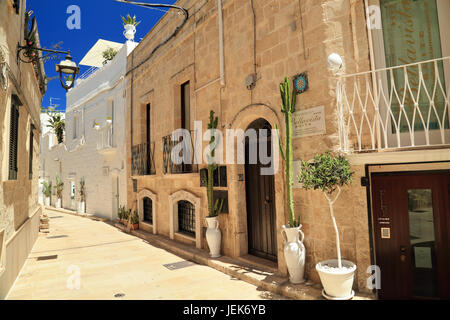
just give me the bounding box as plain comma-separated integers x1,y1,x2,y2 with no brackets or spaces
205,216,221,258
282,225,306,284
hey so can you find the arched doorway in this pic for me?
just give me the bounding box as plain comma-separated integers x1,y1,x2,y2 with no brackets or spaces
245,118,277,261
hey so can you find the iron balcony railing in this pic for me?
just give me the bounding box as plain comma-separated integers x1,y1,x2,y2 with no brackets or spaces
131,142,156,176
336,57,450,152
162,130,199,174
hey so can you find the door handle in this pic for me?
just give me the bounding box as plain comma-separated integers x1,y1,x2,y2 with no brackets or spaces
400,246,407,262
264,196,271,205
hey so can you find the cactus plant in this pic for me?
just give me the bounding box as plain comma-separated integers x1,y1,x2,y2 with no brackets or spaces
275,77,300,228
206,110,224,217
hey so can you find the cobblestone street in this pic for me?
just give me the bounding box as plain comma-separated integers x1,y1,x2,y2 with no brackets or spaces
6,210,284,300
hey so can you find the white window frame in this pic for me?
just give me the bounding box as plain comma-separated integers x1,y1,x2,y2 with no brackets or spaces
366,0,450,147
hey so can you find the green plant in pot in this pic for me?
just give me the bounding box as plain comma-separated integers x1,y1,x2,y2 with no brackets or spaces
41,181,52,206
130,210,139,230
54,174,64,208
46,108,65,144
275,77,305,284
205,110,224,258
298,151,355,300
122,208,130,225
121,14,140,41
78,177,86,214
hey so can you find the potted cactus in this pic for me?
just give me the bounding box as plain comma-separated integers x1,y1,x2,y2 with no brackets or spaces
41,181,52,206
54,174,64,208
298,151,355,300
205,110,224,258
275,77,306,284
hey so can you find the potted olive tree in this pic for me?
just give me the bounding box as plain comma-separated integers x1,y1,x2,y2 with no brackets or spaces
205,110,224,258
298,151,355,300
275,77,306,284
41,181,52,206
54,174,64,209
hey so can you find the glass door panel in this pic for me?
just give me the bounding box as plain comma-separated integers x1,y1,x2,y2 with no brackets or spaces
408,189,439,298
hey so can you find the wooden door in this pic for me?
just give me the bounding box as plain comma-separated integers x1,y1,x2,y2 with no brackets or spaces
245,119,277,261
372,172,450,299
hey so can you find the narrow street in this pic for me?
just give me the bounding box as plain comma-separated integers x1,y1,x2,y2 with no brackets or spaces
6,210,284,300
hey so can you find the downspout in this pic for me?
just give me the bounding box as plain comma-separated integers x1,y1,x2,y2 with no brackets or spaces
218,0,225,87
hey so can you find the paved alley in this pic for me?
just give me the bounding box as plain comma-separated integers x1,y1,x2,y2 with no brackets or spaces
6,210,285,300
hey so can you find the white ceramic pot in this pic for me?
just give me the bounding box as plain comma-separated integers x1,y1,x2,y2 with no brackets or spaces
316,259,357,300
123,24,136,41
205,216,221,258
56,198,61,209
282,225,306,284
44,197,50,207
78,201,85,214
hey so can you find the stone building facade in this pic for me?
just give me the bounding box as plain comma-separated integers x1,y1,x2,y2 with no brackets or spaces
0,0,45,298
126,0,450,299
39,40,136,220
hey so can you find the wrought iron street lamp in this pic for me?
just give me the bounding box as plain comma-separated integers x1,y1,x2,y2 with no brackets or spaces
55,51,80,91
17,45,80,91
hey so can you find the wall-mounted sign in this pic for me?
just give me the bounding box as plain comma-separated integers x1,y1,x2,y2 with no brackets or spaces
293,105,326,138
293,72,309,94
381,227,391,239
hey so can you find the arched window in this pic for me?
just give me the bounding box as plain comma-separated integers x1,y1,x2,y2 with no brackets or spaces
143,197,153,224
178,200,195,236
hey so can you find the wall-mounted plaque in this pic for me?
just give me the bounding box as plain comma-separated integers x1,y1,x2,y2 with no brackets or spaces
293,105,326,138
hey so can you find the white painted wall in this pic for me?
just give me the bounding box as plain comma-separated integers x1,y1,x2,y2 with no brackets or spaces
39,41,137,220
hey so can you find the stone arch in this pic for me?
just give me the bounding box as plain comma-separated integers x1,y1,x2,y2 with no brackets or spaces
169,189,201,249
137,189,157,234
227,103,287,272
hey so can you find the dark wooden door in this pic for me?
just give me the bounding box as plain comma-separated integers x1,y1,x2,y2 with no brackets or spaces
245,119,277,261
372,172,450,300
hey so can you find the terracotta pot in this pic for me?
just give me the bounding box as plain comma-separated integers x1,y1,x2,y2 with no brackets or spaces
131,223,139,230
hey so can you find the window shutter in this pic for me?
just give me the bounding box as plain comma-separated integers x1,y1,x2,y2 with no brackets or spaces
29,127,34,179
9,103,19,180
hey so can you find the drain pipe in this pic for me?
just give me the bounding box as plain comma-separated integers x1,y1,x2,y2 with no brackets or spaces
218,0,225,87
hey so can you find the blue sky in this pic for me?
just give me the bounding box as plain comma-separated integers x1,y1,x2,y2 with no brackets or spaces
29,0,176,112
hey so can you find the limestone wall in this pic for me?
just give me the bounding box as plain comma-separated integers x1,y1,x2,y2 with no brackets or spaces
0,0,45,297
125,0,377,293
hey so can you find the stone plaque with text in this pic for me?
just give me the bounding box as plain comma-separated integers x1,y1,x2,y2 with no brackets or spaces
293,105,326,138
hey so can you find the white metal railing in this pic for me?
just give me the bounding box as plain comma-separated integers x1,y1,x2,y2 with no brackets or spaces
97,125,114,151
77,66,99,83
336,57,450,152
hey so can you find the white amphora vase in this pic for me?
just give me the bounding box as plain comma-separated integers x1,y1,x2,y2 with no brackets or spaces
205,216,221,258
44,197,50,207
56,198,62,209
123,24,136,41
282,225,306,284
